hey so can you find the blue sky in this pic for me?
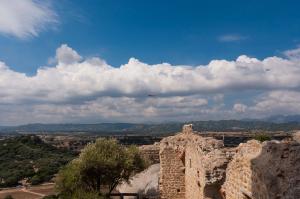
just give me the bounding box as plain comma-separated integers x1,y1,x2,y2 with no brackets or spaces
1,0,300,74
1,0,300,125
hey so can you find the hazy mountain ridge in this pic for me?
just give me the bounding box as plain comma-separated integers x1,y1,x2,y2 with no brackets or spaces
263,115,300,123
1,118,300,134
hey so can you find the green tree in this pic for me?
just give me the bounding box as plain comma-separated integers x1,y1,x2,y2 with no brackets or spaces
56,138,146,198
254,133,271,142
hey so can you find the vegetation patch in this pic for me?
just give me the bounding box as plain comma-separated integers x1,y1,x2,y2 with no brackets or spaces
0,135,75,187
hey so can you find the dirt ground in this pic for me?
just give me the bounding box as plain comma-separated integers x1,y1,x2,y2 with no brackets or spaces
0,183,55,199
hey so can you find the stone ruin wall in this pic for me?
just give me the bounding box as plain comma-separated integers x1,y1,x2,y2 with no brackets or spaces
223,139,300,199
156,124,300,199
222,140,267,199
159,145,186,199
184,136,231,199
159,127,189,199
184,143,203,199
159,124,233,199
139,143,160,164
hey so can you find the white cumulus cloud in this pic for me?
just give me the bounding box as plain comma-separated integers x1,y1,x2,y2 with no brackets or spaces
251,91,300,115
1,45,300,124
233,103,247,113
56,44,82,64
0,0,57,39
283,47,300,60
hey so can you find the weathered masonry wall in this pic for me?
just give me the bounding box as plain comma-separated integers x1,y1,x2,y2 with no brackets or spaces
185,143,203,199
158,125,300,199
159,124,231,199
159,146,185,199
184,138,231,199
223,140,300,199
139,143,160,164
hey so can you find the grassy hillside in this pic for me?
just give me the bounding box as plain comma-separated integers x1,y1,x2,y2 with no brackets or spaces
0,135,75,187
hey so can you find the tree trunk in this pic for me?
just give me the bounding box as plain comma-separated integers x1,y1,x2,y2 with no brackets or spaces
96,177,101,192
109,179,119,194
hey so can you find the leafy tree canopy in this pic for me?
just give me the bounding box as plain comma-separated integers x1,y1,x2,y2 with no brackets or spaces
56,138,146,198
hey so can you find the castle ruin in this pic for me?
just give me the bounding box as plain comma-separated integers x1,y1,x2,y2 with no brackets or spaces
141,124,300,199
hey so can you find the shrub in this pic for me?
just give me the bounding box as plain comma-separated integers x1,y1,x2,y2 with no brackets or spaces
254,134,271,142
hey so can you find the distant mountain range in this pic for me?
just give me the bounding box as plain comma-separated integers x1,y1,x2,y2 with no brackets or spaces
263,115,300,123
243,115,300,123
1,116,300,135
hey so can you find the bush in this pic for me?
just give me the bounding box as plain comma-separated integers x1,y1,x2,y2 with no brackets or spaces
254,134,271,142
30,175,43,185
